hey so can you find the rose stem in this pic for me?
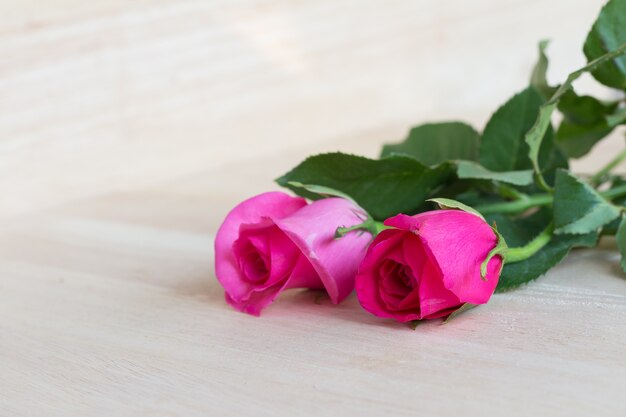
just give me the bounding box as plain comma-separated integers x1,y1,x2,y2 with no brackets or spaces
475,183,626,215
335,218,387,239
502,223,554,264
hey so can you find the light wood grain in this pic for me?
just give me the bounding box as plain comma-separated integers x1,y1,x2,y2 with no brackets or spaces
2,0,626,416
0,0,622,219
2,161,626,416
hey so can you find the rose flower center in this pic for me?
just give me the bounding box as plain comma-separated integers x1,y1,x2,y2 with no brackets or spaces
232,230,272,284
379,259,417,300
242,249,269,282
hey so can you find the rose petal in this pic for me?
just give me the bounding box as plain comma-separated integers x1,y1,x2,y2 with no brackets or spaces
379,261,410,299
233,220,273,283
225,251,320,316
356,229,411,320
215,192,307,309
283,254,324,290
389,211,501,305
225,282,284,316
274,198,372,303
357,228,405,273
402,235,461,318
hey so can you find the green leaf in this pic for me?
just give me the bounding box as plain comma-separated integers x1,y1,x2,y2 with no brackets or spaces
525,102,558,191
381,122,480,165
456,160,534,186
499,232,598,291
606,106,626,127
276,152,453,220
285,182,357,204
487,210,598,291
553,169,621,234
555,118,614,158
530,40,557,99
602,216,622,235
558,90,618,125
554,90,617,158
583,0,626,89
529,37,620,159
479,87,567,185
616,215,626,273
480,87,542,172
427,197,484,219
602,179,626,235
525,42,626,190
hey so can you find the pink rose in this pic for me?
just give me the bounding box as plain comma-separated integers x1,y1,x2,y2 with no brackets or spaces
355,210,502,322
215,192,372,315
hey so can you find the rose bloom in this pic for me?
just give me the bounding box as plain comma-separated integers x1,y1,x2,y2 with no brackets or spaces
355,210,502,322
215,192,372,315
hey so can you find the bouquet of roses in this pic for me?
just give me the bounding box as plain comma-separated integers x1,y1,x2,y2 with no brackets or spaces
214,0,626,327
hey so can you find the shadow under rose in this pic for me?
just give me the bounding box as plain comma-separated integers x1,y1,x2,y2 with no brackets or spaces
263,289,422,330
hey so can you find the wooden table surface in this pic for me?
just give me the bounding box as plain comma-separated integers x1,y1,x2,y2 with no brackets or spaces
2,1,626,416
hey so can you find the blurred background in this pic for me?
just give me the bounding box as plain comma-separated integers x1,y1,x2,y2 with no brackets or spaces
0,0,620,226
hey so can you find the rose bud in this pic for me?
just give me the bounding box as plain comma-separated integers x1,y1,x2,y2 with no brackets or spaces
215,191,372,315
355,209,503,322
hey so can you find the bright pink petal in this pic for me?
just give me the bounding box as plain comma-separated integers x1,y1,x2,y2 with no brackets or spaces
357,228,405,274
379,262,410,299
225,283,282,316
274,198,372,303
403,235,461,318
389,211,501,305
355,229,408,320
215,192,307,313
225,253,320,316
283,255,323,290
384,213,420,231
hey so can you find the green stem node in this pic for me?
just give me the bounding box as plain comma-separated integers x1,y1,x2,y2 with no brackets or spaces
335,218,386,239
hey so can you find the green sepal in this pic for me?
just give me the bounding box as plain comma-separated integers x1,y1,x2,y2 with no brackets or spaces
334,217,387,239
409,320,422,330
427,197,484,220
286,182,357,204
615,214,626,273
443,303,478,324
480,225,508,280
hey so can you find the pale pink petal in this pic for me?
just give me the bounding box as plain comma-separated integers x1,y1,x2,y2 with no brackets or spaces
274,198,372,303
283,255,323,290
